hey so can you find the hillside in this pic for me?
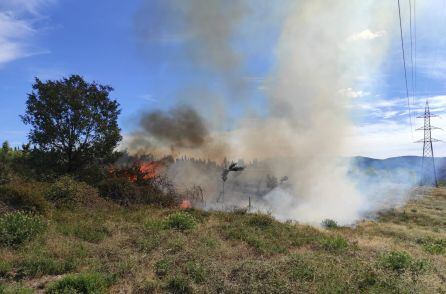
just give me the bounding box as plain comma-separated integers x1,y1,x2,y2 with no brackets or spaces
1,187,446,293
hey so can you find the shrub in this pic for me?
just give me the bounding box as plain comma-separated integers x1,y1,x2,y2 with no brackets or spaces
97,177,138,205
165,275,192,294
164,212,197,231
0,182,49,214
45,176,98,208
0,212,46,247
319,235,348,252
380,251,412,273
46,272,108,294
321,219,338,229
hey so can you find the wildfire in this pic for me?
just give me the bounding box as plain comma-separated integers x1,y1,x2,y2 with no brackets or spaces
139,162,163,180
180,199,192,209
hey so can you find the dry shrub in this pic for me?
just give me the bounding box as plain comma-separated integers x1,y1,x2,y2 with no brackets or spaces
46,176,102,208
0,181,49,214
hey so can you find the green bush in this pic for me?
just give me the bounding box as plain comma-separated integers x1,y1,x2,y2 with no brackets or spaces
0,182,49,214
97,177,138,205
0,212,46,247
164,212,197,231
165,275,192,294
380,251,412,273
321,219,338,229
45,176,98,208
46,272,108,294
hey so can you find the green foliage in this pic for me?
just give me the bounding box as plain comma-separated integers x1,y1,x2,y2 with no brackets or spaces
0,284,34,294
319,235,349,252
0,182,49,214
417,237,446,255
321,219,338,229
21,75,122,175
165,275,192,294
0,212,46,247
164,212,197,231
98,177,138,205
380,251,413,273
45,176,98,208
46,272,109,294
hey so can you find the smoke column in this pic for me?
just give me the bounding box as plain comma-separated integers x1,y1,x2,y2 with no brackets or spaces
132,1,415,225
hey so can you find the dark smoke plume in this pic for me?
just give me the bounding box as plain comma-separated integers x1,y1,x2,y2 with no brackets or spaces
139,106,209,149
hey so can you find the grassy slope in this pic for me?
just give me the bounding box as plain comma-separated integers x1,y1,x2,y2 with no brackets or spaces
1,188,446,293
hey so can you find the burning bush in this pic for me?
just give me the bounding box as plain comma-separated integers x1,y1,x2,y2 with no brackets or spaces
103,158,181,207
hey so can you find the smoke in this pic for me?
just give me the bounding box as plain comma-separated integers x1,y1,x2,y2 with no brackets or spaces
131,0,419,225
140,106,208,149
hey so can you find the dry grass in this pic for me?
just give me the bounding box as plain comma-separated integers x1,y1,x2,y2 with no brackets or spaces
1,188,446,293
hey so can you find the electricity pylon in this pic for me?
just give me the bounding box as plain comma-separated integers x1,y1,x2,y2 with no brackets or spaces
416,100,440,187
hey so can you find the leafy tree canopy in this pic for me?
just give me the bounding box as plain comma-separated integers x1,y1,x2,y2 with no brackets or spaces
21,75,122,174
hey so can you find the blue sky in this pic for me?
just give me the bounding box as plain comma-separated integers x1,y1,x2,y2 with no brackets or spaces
1,0,446,158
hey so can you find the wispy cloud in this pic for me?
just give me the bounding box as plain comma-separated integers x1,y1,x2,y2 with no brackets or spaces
0,0,54,67
339,88,370,99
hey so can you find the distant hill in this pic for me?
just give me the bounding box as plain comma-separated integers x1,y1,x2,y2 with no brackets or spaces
351,156,446,180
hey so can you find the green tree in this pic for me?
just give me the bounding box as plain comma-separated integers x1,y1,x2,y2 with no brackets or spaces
21,75,122,175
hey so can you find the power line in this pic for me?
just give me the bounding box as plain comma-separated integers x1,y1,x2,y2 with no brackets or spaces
409,0,415,106
397,0,414,136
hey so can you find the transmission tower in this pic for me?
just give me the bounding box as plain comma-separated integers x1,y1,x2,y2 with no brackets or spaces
416,100,440,187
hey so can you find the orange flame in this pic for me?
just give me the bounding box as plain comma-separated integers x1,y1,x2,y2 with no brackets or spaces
180,199,192,209
139,162,163,180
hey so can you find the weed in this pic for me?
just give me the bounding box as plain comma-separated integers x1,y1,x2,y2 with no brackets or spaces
0,212,46,247
186,261,206,283
319,235,348,252
164,212,197,231
46,272,109,294
17,253,76,278
155,259,171,277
